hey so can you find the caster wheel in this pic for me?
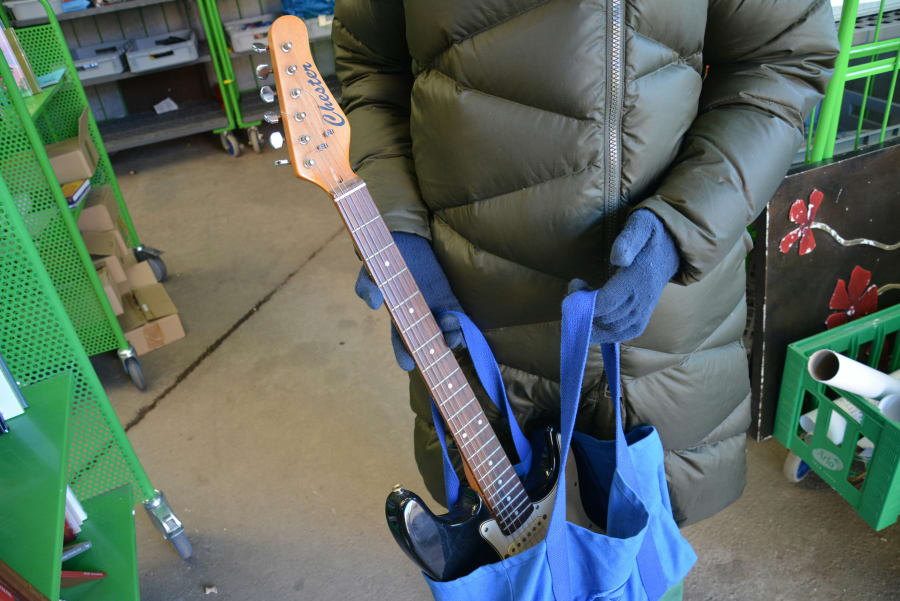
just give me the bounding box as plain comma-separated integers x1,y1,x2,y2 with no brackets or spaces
248,127,263,153
784,451,811,483
146,255,167,282
170,531,193,560
219,132,241,157
124,357,146,391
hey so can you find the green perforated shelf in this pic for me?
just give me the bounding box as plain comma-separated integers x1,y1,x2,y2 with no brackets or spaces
63,486,139,601
22,69,69,119
0,375,73,601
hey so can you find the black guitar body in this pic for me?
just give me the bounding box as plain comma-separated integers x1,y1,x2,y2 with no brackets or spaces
385,426,561,582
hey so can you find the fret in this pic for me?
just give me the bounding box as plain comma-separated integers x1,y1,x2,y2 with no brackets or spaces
434,367,460,388
486,464,513,489
400,311,429,334
449,397,476,420
363,241,395,261
423,350,453,373
474,446,503,471
461,423,491,448
377,267,409,288
389,290,420,312
438,381,469,405
413,332,442,354
455,412,482,432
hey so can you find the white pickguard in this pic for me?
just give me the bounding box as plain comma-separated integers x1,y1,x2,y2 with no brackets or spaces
479,444,601,558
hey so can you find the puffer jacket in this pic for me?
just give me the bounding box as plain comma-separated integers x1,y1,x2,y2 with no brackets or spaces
333,0,838,525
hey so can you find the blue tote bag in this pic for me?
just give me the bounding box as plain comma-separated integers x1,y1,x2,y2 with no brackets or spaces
427,289,696,601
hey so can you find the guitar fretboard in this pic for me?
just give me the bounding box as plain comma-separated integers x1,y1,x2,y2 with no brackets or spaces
332,180,532,535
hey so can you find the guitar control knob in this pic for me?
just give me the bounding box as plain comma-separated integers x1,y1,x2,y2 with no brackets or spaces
269,131,285,149
263,111,280,124
251,42,268,54
255,63,273,79
259,85,276,103
392,484,404,493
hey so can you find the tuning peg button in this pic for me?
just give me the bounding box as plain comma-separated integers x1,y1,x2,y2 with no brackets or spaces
274,159,290,166
259,86,276,103
255,64,273,80
263,111,280,124
251,42,268,54
269,131,285,149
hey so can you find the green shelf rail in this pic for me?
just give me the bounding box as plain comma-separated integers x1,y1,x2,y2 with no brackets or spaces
809,0,900,161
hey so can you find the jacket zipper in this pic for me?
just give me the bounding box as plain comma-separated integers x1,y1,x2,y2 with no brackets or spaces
604,0,624,279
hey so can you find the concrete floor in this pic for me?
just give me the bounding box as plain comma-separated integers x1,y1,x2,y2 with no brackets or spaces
96,134,899,601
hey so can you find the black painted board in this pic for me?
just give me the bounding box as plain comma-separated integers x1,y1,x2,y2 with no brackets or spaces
750,141,900,438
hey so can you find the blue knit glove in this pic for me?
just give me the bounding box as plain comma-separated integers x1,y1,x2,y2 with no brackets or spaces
355,232,465,371
570,210,680,344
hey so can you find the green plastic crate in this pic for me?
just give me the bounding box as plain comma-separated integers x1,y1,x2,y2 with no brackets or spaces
774,305,900,531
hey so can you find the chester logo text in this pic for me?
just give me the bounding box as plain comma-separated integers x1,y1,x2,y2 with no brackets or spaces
303,62,345,127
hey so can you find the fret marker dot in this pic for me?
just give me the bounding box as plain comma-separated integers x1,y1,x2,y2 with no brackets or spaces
498,479,503,485
409,307,414,313
448,383,453,389
462,433,467,438
507,496,511,502
478,419,483,425
488,460,493,466
384,261,390,266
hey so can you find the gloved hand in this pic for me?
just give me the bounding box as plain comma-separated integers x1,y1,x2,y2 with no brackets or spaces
570,209,680,344
355,232,465,371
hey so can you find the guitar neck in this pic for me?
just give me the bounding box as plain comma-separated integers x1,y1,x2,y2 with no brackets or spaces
331,180,532,535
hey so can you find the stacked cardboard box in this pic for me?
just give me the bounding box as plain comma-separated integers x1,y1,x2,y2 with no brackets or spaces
78,186,185,355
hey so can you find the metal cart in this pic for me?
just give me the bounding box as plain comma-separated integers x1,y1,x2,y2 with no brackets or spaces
806,0,900,162
0,154,190,600
0,0,166,389
200,0,337,152
4,0,245,155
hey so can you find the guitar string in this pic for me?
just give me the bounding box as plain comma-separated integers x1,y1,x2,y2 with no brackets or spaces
297,80,537,539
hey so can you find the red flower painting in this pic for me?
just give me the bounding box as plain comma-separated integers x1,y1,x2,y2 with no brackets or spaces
780,189,824,255
826,266,879,329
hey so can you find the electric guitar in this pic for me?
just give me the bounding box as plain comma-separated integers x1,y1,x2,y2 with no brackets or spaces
261,16,595,582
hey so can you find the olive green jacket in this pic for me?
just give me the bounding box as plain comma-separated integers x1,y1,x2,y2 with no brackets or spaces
333,0,838,525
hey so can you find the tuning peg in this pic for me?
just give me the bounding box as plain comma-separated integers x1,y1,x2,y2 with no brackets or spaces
255,63,273,80
251,42,268,54
259,85,276,103
274,159,290,166
263,111,280,124
269,131,285,149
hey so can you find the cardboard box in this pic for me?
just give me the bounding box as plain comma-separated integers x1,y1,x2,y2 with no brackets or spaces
96,267,124,315
81,229,129,258
124,261,157,290
118,283,184,355
93,256,126,285
45,108,99,184
77,204,115,232
124,314,184,356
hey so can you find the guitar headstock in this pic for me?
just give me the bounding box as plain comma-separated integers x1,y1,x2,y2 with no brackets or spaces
259,16,356,195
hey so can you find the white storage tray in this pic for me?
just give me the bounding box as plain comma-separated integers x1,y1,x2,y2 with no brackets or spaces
126,29,198,73
304,16,334,77
224,13,276,53
72,40,131,81
4,0,62,20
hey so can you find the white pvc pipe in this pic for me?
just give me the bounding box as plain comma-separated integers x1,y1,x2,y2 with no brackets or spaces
798,351,900,444
807,350,900,400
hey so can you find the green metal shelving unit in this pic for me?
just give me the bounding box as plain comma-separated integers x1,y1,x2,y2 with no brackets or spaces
808,0,900,161
0,158,190,599
0,0,171,390
200,1,337,153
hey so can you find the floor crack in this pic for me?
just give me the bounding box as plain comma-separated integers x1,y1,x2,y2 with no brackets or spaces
124,226,345,432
